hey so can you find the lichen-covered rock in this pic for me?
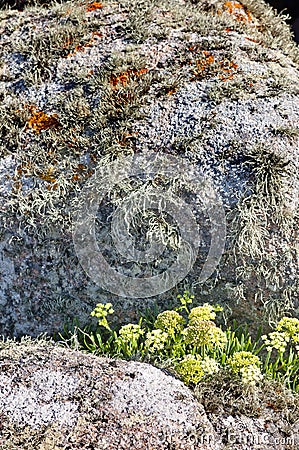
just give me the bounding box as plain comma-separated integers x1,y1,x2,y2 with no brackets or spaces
0,0,298,337
0,339,298,449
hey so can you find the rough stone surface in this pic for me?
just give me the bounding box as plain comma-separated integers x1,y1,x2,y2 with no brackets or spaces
0,0,298,337
0,339,298,449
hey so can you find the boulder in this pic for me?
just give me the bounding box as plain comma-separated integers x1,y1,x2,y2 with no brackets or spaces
0,338,298,449
0,0,299,337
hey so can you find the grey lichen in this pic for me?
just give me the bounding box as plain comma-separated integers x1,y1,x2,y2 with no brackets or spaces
0,0,298,336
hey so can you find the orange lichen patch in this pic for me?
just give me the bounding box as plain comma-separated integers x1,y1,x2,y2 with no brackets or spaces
218,60,238,81
117,132,138,147
86,2,103,12
26,108,60,134
222,1,252,23
89,153,98,163
66,30,102,57
196,51,215,73
46,183,59,191
166,87,177,96
191,51,216,80
245,36,259,43
71,164,93,182
110,68,148,88
16,163,32,178
190,49,238,82
62,39,74,49
87,70,94,78
67,43,91,57
92,31,103,39
37,166,57,183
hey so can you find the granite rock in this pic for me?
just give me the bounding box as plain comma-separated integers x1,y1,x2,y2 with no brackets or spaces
0,338,298,450
0,0,298,337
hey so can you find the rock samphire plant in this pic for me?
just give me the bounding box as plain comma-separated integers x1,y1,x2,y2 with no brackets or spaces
60,291,299,393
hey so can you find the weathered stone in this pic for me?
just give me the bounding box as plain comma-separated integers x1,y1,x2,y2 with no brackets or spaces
0,339,298,449
0,0,298,337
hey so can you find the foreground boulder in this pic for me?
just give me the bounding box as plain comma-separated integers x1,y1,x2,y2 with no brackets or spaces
0,0,298,337
0,339,298,449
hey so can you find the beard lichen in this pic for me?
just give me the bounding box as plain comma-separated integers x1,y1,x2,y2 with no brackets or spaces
0,0,298,336
227,145,298,328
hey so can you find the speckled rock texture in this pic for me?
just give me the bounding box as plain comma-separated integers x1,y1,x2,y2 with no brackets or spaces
0,339,298,450
0,0,299,337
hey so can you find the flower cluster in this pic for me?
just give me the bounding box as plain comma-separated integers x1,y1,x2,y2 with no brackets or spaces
175,355,204,385
200,356,220,376
91,302,114,330
208,326,227,348
175,355,219,385
292,334,299,353
183,320,216,346
262,317,299,354
262,331,290,354
227,351,262,385
277,318,299,352
118,324,144,343
176,290,194,312
277,317,299,335
145,329,168,353
189,304,218,322
227,351,261,373
154,310,185,334
183,319,227,349
240,365,263,386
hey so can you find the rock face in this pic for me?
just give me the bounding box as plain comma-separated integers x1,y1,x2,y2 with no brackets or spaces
0,0,299,337
0,339,298,450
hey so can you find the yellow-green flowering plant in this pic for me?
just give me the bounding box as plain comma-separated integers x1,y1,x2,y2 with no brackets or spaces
175,355,220,386
144,329,169,354
175,355,205,385
227,350,261,372
200,356,220,377
227,351,263,386
150,294,226,359
189,304,218,322
183,320,227,353
259,317,299,391
176,290,194,314
115,321,145,357
239,365,263,386
262,317,299,354
90,302,114,331
154,310,185,335
58,295,299,393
